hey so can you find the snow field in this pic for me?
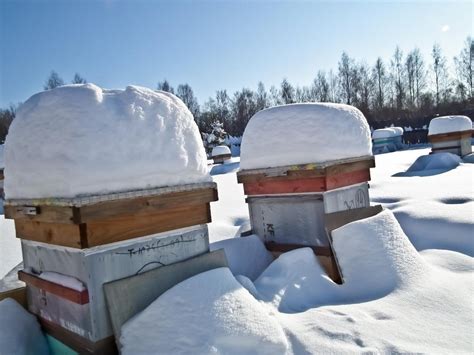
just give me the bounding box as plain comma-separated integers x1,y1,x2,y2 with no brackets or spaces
4,84,210,199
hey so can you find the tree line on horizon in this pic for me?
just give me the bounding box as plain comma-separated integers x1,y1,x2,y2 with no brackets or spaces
0,37,472,144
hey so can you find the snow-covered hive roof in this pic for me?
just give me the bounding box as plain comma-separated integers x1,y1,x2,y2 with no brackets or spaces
372,128,397,139
211,145,231,157
240,103,372,170
4,84,210,199
428,115,472,136
391,127,404,136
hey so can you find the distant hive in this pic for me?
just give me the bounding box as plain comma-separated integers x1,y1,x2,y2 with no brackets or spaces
372,127,403,154
212,145,232,164
3,84,218,352
238,103,379,283
427,115,473,157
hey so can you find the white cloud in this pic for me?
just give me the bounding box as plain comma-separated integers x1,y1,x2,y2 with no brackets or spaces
441,25,450,32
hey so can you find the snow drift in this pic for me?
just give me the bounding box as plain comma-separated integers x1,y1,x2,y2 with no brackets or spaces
405,153,461,174
428,115,472,136
254,210,426,312
240,103,372,170
4,84,210,199
0,298,50,355
120,267,289,355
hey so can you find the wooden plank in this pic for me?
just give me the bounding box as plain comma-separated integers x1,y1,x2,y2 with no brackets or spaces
325,157,375,176
103,249,228,343
242,168,371,196
243,176,326,195
18,270,89,305
0,286,27,308
40,317,117,355
85,203,211,248
76,187,218,223
428,129,473,142
325,169,371,190
264,241,332,256
324,205,384,241
4,204,76,224
15,219,83,248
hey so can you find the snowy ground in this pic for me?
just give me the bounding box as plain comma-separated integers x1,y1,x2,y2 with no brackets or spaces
1,147,473,353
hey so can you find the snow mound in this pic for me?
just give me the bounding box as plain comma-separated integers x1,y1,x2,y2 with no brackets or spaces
4,84,210,199
0,298,50,355
372,128,396,139
332,209,427,294
0,144,4,169
254,210,426,312
428,115,472,136
120,267,289,355
391,127,404,136
212,145,231,157
240,103,372,170
211,235,274,280
406,153,461,173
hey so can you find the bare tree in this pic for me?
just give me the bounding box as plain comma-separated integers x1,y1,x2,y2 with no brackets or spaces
312,71,330,102
454,36,473,99
412,48,426,107
72,73,87,84
391,46,405,110
176,84,200,119
338,52,354,104
280,79,295,104
372,57,386,110
256,82,269,110
157,79,174,94
431,43,446,106
44,71,64,90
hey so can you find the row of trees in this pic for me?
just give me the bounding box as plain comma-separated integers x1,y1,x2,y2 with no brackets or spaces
159,37,473,136
1,37,472,143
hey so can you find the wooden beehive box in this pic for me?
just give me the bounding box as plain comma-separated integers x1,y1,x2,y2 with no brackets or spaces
237,156,376,283
5,182,218,249
428,129,473,157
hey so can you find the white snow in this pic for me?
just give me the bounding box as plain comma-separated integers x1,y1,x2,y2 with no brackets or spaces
211,145,231,157
211,235,274,281
0,144,4,169
36,271,86,291
405,152,461,173
0,298,50,355
240,103,372,170
120,267,289,355
1,143,473,353
4,84,210,199
391,126,404,136
428,115,472,135
372,128,396,139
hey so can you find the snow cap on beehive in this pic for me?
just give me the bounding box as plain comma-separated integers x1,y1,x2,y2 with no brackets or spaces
391,127,404,136
428,115,472,136
4,84,210,199
240,103,372,170
212,145,231,157
372,128,397,139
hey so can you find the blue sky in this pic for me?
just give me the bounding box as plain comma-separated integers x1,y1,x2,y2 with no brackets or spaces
0,0,472,107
